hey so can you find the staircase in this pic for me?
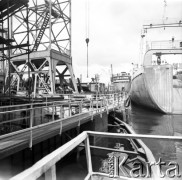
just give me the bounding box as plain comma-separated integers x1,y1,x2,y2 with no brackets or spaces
32,12,50,52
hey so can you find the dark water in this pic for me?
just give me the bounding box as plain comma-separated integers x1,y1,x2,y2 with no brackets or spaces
1,105,182,179
130,105,182,178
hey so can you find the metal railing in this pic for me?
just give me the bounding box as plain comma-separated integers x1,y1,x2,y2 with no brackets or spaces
0,93,125,147
146,40,182,50
10,131,182,180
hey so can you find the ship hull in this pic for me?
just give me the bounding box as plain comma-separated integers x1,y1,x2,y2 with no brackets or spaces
113,81,131,93
130,65,182,114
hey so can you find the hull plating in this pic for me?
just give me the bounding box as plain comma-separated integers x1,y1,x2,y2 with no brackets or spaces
130,65,182,114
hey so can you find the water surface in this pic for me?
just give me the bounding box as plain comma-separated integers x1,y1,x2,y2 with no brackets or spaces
130,105,182,179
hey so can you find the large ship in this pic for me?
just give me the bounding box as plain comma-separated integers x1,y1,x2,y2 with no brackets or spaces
130,20,182,114
111,72,131,93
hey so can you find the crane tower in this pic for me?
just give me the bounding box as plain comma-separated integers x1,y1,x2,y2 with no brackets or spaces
0,0,78,98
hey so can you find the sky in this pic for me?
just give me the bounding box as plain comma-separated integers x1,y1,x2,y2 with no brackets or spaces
71,0,182,84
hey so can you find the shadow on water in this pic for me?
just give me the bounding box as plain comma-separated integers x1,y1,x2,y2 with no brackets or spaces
130,104,182,176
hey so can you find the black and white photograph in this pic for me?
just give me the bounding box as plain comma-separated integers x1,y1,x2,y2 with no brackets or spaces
0,0,182,179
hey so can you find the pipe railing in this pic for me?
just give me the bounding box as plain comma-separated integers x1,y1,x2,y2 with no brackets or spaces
10,131,182,180
0,93,124,136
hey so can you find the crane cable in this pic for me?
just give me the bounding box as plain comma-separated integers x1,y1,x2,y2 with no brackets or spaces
85,0,89,78
162,0,167,24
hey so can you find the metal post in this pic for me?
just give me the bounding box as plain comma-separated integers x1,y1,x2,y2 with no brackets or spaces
69,0,72,63
60,105,63,119
59,105,63,135
89,99,91,111
123,108,126,122
45,165,56,180
49,0,52,50
79,100,83,114
81,100,83,112
41,106,43,124
29,104,34,148
59,120,62,135
52,103,54,121
7,0,11,104
96,95,98,112
55,104,57,116
113,94,114,111
85,136,92,176
91,99,93,121
69,101,71,116
26,3,30,102
106,98,109,114
100,99,102,118
62,105,64,118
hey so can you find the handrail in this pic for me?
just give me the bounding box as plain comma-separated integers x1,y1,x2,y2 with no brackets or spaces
0,93,122,125
0,111,90,140
87,131,182,142
146,40,182,50
0,93,119,110
10,131,88,180
0,93,123,141
10,131,182,180
0,92,123,150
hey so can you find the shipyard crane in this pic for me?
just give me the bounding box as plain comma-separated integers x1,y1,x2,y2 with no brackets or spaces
0,0,79,100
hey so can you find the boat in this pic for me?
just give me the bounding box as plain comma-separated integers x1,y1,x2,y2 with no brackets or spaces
130,20,182,114
111,72,131,93
98,115,160,179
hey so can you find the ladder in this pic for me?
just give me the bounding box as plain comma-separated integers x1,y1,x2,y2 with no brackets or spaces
21,64,27,72
32,12,50,52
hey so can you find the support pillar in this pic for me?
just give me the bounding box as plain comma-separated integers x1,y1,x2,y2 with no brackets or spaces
67,63,78,93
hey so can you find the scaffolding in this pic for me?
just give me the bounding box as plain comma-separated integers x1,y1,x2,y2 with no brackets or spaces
0,0,29,102
0,0,78,100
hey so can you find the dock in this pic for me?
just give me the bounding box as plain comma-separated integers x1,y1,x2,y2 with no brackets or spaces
10,131,182,180
0,93,125,159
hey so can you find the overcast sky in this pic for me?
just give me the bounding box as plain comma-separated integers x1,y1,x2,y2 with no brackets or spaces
71,0,182,84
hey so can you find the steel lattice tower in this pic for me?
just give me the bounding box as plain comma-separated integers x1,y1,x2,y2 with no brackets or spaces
1,0,78,98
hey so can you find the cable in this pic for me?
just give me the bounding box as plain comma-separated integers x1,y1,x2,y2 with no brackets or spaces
162,0,167,24
85,0,89,78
